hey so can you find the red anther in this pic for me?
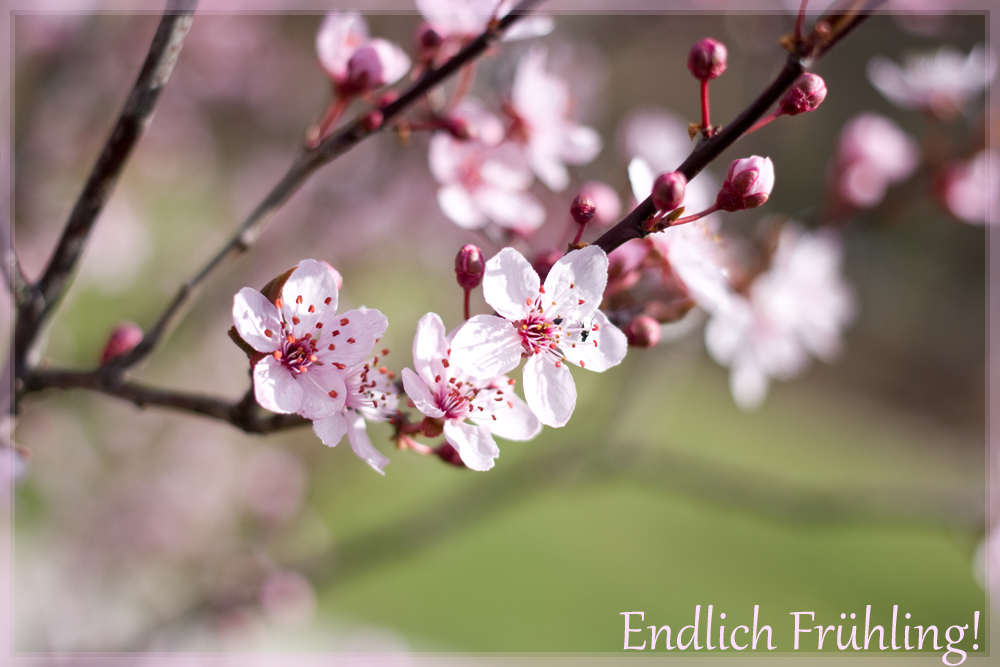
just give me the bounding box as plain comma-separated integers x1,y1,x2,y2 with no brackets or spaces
264,329,273,338
435,375,442,382
329,344,336,350
379,367,388,374
276,298,283,308
307,305,314,313
324,297,332,305
688,38,728,81
316,322,323,329
292,316,300,325
296,295,303,305
347,337,356,344
332,330,340,337
580,360,586,368
340,318,350,326
442,359,450,368
578,299,585,305
570,193,596,226
507,378,515,385
273,350,282,360
328,389,339,398
333,362,346,370
287,334,296,343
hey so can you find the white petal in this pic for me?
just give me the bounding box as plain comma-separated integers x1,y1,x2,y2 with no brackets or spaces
502,15,554,41
475,187,546,231
295,364,348,419
233,287,281,353
401,367,446,419
731,359,769,412
367,38,410,87
482,247,540,320
313,412,348,447
474,392,541,441
527,147,570,192
316,11,368,81
449,315,524,380
561,310,627,372
522,354,576,428
321,307,388,367
438,185,487,229
627,156,655,203
443,420,499,471
411,312,449,383
560,123,602,165
543,245,608,321
253,355,303,415
346,410,389,474
281,259,340,333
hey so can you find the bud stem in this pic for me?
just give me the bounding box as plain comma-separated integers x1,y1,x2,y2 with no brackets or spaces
747,109,781,134
795,0,809,42
670,203,719,228
700,79,711,131
310,94,350,148
463,287,472,321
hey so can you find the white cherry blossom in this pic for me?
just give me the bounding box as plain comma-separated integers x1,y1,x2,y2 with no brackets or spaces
938,149,1000,226
508,47,602,192
705,224,855,410
401,313,541,471
834,113,920,209
232,259,388,420
316,11,410,92
451,246,627,427
312,348,398,474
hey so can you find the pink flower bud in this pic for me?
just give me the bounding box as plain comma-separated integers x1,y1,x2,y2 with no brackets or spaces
436,441,466,467
651,171,687,212
416,22,442,59
580,181,622,227
100,322,143,365
344,45,385,93
531,248,562,282
444,117,474,141
625,315,661,348
570,193,596,226
688,38,728,81
454,244,485,290
779,73,828,116
716,156,775,212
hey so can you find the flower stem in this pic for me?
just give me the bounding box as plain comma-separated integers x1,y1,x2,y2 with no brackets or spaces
671,204,719,227
311,94,350,147
463,288,471,321
700,79,711,130
795,0,809,41
747,109,781,134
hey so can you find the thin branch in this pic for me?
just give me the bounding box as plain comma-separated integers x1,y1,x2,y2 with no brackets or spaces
13,1,196,380
0,196,29,306
593,1,881,256
25,369,308,434
110,0,543,373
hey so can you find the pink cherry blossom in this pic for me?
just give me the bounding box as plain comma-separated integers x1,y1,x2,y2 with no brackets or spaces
507,47,602,192
938,149,1000,226
450,246,628,427
705,224,855,410
716,156,775,212
429,101,544,231
833,113,919,209
232,259,388,420
401,313,541,471
867,43,996,119
416,0,553,48
312,347,398,474
315,11,410,93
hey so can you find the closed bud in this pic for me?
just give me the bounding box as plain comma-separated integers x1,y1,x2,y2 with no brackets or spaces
444,117,474,141
716,156,775,212
436,442,466,467
688,38,727,81
625,316,661,348
454,244,485,290
651,171,687,212
570,193,596,226
416,22,442,58
100,322,143,365
779,73,827,116
532,248,562,282
344,45,385,93
361,109,384,131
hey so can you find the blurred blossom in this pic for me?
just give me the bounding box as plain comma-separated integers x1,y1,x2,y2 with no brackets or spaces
867,43,996,120
416,0,552,52
76,196,152,292
507,47,602,192
15,13,88,58
937,149,1000,226
316,12,410,94
580,181,621,227
239,446,307,525
429,102,544,232
259,569,317,628
832,113,920,209
716,156,775,212
706,223,855,410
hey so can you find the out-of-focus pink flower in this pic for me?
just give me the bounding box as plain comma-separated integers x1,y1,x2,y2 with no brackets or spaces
316,11,410,93
429,102,544,231
624,316,661,348
687,38,727,81
833,113,920,209
100,322,143,365
232,259,388,420
239,446,306,525
507,47,602,192
402,313,540,471
312,347,397,474
259,569,317,628
716,156,775,212
451,247,627,427
937,149,1000,226
705,224,855,410
416,0,553,48
580,181,622,227
868,43,996,119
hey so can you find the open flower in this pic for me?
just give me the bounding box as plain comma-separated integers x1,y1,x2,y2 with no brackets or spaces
451,247,627,427
312,347,397,474
401,313,540,471
316,11,410,94
937,149,1000,226
506,47,602,192
232,259,388,420
832,113,919,209
416,0,553,51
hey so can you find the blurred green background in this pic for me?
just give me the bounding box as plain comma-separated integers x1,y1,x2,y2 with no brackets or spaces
9,7,987,658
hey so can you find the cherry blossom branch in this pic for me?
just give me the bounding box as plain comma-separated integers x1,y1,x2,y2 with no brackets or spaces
107,0,544,375
12,0,197,380
0,196,29,306
24,368,309,434
593,0,880,256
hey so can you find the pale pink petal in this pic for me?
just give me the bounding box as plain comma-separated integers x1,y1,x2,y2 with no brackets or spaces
543,245,608,321
513,47,567,125
280,259,340,332
731,359,769,411
346,410,389,474
526,147,570,192
316,11,368,82
561,310,627,372
401,367,446,419
367,38,411,87
321,307,389,367
560,123,602,165
428,132,464,183
253,355,304,414
704,301,751,365
474,187,546,231
295,364,348,420
667,239,736,316
450,315,524,379
482,247,540,320
628,156,655,203
438,185,487,229
522,354,576,428
411,312,449,383
233,287,282,353
503,15,554,41
443,420,500,471
480,145,534,190
312,412,349,447
474,392,541,441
